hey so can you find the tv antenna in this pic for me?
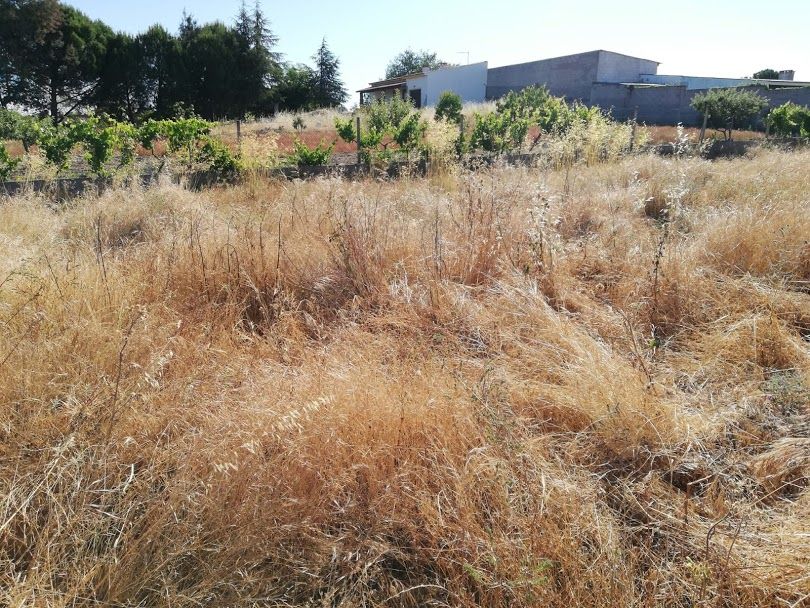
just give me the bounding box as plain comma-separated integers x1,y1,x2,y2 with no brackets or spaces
457,51,470,65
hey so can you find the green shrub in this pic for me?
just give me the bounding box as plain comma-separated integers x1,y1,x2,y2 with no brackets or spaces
161,117,212,160
393,112,427,157
469,112,512,153
0,144,20,181
0,109,41,152
137,119,165,155
335,117,357,142
766,102,810,137
336,96,427,164
198,136,242,178
290,138,333,166
36,121,80,173
435,91,462,123
72,117,120,178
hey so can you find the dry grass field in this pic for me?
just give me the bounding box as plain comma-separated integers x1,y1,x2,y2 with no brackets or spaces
1,148,808,606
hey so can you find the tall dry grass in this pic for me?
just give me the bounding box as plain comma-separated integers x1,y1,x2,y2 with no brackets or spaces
0,148,808,607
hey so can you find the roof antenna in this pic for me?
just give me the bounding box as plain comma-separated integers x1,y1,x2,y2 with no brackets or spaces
457,51,470,65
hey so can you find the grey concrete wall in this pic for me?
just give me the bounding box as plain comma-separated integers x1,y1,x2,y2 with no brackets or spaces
486,51,601,101
596,51,659,83
589,83,810,127
590,83,700,124
756,85,810,107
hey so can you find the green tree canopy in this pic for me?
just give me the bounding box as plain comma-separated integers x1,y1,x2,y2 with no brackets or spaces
753,68,779,80
0,0,336,121
385,48,445,79
275,64,316,111
311,38,347,108
7,0,113,120
435,91,462,123
691,88,768,140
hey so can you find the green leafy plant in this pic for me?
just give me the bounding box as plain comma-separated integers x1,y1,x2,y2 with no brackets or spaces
114,122,138,168
36,121,81,173
289,138,333,166
0,109,42,152
334,117,356,143
0,144,21,181
72,116,120,178
766,102,810,137
162,117,213,161
691,88,768,140
435,91,462,124
469,112,512,153
393,112,427,158
136,119,165,156
198,136,242,178
335,96,427,164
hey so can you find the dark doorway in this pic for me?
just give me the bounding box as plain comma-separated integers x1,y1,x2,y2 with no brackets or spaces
409,89,422,108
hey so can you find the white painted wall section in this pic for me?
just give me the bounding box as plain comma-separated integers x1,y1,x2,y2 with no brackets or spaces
406,62,488,106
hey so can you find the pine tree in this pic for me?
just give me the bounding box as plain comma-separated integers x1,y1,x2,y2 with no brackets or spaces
311,38,347,108
235,2,252,42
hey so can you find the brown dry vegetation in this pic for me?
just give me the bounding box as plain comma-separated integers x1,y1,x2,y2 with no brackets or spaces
1,148,809,607
645,126,764,144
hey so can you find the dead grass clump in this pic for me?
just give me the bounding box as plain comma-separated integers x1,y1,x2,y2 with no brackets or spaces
749,438,810,501
698,201,810,283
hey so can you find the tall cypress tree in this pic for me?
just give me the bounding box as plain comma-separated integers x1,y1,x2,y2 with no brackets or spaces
232,0,281,117
311,38,347,108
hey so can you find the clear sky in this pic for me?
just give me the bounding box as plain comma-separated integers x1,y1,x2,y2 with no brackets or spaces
65,0,809,104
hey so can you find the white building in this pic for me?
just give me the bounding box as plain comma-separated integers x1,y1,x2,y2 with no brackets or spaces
357,62,487,107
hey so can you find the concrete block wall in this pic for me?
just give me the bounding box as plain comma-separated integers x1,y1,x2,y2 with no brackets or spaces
487,50,601,101
590,83,810,127
596,51,659,84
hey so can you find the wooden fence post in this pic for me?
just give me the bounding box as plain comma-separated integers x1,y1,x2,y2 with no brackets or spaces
236,119,242,153
699,110,708,143
356,116,362,165
629,107,638,151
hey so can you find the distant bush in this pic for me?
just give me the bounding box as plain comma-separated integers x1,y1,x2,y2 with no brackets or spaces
336,96,427,164
766,102,810,137
290,138,333,166
0,108,41,152
753,68,779,80
469,112,516,153
435,91,462,124
199,136,243,178
36,121,80,173
468,86,611,154
1,114,240,180
691,88,768,140
0,144,20,180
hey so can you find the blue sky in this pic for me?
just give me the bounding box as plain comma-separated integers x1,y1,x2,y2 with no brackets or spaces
66,0,809,103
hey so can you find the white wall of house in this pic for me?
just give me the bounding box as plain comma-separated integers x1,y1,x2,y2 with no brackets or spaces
405,62,488,106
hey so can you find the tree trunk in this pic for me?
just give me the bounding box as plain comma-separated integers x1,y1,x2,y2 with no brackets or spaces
50,82,58,120
49,63,59,121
